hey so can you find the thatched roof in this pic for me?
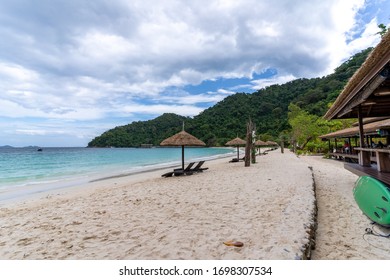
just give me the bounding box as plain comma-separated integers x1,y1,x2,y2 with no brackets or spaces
319,126,360,139
351,117,389,126
254,140,267,146
324,31,390,120
319,118,390,139
160,130,206,146
225,137,246,146
266,141,278,146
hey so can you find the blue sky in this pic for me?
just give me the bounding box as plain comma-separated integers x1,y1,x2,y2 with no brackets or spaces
0,0,389,147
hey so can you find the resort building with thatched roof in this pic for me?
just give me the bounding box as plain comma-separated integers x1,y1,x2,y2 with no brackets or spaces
323,31,390,184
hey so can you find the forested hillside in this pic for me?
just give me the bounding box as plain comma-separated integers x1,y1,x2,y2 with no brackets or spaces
88,113,191,147
88,48,371,147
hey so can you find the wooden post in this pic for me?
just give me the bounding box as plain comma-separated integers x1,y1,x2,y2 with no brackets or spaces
245,119,252,167
358,105,364,148
181,145,185,170
292,140,296,153
348,137,352,154
358,105,370,166
279,134,285,154
251,124,256,164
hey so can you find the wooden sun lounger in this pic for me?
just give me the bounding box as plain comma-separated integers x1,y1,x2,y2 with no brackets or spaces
191,161,208,172
229,157,245,163
161,162,195,177
161,161,208,177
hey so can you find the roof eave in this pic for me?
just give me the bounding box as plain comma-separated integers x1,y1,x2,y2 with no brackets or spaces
324,31,390,120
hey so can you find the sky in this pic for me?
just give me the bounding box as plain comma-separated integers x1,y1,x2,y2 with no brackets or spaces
0,0,389,147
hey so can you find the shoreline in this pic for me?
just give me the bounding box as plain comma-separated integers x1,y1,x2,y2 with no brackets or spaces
0,149,235,206
5,150,389,259
0,149,317,259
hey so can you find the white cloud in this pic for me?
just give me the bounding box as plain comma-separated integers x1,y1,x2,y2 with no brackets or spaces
216,89,236,95
251,74,297,90
121,104,203,117
0,0,386,146
346,18,382,53
0,63,39,82
15,129,54,136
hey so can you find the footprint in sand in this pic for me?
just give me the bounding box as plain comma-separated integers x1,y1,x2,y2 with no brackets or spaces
109,230,122,236
83,235,98,241
16,238,34,246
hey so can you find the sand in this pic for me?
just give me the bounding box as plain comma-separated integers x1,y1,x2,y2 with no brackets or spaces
0,149,316,260
0,149,389,260
301,155,390,260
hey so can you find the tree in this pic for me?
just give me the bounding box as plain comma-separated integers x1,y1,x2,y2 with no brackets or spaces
288,104,318,150
377,23,388,38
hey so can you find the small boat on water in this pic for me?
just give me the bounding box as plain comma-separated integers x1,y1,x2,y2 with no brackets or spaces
353,176,390,225
37,148,43,152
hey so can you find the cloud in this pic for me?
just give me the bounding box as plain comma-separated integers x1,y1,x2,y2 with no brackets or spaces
251,74,298,90
0,0,386,146
121,103,204,117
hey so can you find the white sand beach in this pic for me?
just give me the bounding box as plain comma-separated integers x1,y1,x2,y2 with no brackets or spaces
0,149,389,260
301,155,390,260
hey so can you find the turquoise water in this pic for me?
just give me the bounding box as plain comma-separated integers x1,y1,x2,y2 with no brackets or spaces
0,147,234,191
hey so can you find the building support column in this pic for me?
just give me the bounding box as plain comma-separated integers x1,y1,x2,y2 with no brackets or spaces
358,105,370,166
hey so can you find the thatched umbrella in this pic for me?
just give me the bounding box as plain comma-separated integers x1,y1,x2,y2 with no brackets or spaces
254,140,267,146
254,139,267,154
266,141,278,146
225,137,246,159
160,130,206,170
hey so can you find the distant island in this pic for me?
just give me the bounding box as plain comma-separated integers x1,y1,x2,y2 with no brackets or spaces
0,145,42,149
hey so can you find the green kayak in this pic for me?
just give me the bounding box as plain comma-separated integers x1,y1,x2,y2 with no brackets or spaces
353,176,390,225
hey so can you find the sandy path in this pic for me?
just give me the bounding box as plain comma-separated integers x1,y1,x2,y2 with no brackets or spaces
301,156,390,259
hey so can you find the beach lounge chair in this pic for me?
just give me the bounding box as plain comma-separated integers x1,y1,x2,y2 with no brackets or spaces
191,161,208,172
229,156,245,163
182,161,208,175
161,162,195,177
174,162,195,176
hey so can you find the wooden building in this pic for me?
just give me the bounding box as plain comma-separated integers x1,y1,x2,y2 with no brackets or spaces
323,31,390,185
319,118,390,162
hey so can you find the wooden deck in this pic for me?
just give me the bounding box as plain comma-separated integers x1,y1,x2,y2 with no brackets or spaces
344,163,390,186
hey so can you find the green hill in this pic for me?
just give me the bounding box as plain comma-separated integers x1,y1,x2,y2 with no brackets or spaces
88,48,371,147
88,113,191,147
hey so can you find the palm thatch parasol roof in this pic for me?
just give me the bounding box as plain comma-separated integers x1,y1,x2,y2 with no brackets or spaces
225,137,246,146
266,141,278,146
160,130,206,147
160,130,205,170
225,137,246,160
254,140,267,146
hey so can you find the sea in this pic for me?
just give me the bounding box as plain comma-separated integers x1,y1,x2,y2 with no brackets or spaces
0,146,234,203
